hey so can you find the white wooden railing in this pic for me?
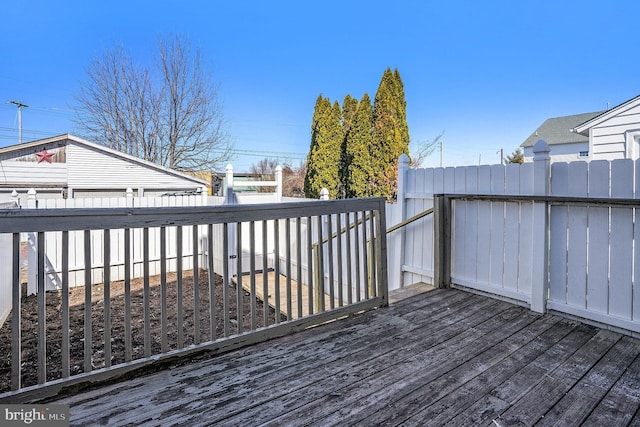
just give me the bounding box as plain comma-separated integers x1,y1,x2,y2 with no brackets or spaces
0,197,388,401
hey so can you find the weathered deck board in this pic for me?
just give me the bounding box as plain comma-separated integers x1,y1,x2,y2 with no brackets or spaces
232,271,339,318
51,288,640,426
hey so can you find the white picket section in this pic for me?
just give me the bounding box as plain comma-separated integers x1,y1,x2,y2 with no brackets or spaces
475,166,492,287
609,159,634,319
565,162,588,308
548,162,570,304
586,160,610,314
517,162,534,297
488,164,506,291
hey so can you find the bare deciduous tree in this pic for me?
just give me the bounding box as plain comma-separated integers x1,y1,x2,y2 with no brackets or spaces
250,158,306,198
74,35,232,171
409,132,442,168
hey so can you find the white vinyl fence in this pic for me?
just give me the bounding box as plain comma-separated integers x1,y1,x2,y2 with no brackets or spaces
391,140,640,335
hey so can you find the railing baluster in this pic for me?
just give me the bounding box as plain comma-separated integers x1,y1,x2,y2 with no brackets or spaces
11,233,21,390
176,226,184,348
369,209,377,297
327,214,335,310
124,228,132,362
286,218,292,319
160,226,168,353
250,221,257,330
193,224,200,344
307,216,313,315
296,218,303,318
84,230,92,373
336,213,343,307
262,220,268,327
316,215,325,312
223,223,230,337
143,227,151,357
353,213,361,302
345,213,353,305
103,229,111,368
362,211,370,300
274,219,281,323
37,232,46,384
61,231,70,378
236,222,243,333
207,224,216,341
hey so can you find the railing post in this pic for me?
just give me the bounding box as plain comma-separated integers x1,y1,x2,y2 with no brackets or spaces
531,140,551,313
394,154,409,289
11,189,19,207
126,188,134,207
433,194,451,288
275,165,283,201
225,164,234,205
27,189,37,295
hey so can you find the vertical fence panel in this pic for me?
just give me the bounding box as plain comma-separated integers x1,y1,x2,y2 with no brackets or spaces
476,166,492,286
609,159,634,319
452,167,467,282
503,164,520,292
549,162,570,304
566,162,588,308
635,159,640,322
464,166,479,285
517,163,535,296
489,165,505,288
587,160,610,314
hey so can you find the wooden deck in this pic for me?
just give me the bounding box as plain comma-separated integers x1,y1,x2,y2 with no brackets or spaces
52,287,640,426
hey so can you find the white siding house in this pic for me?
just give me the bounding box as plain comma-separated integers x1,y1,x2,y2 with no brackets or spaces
521,94,640,162
0,134,209,202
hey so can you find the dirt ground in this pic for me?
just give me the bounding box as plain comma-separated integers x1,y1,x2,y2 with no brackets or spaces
0,270,283,393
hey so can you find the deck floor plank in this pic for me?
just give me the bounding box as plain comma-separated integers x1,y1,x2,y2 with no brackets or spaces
46,288,640,427
535,335,640,426
582,346,640,426
352,315,572,426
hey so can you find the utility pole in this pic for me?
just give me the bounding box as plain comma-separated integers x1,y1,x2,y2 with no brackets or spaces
439,140,443,167
9,100,29,144
497,148,504,165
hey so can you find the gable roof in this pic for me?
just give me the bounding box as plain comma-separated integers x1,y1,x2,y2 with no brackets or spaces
521,111,603,148
572,94,640,136
0,134,209,186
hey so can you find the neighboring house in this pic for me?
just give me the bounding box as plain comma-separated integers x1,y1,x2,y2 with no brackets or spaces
0,134,209,203
521,94,640,162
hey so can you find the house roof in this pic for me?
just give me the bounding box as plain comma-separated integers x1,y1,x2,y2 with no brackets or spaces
521,111,603,148
0,134,209,186
573,94,640,136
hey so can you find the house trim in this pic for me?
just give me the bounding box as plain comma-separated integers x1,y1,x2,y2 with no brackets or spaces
573,95,640,136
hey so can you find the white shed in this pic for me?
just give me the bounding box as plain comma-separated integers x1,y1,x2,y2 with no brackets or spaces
0,134,209,203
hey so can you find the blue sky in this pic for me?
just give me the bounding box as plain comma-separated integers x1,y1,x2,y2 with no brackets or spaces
1,1,638,172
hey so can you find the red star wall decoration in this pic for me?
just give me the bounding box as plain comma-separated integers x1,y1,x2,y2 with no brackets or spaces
35,149,54,163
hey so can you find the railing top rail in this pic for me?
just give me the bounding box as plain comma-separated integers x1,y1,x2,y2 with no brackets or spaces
436,193,640,208
0,197,386,233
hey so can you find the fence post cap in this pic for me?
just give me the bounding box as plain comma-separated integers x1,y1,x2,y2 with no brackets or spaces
533,140,550,154
320,188,329,200
27,188,36,196
226,163,233,171
398,153,410,166
11,189,18,197
275,165,282,172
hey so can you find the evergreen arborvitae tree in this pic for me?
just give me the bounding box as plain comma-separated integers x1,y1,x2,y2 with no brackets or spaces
304,96,343,199
372,68,410,200
340,95,359,198
345,93,374,198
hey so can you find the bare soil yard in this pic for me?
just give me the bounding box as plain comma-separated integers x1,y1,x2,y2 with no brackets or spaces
0,269,283,393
